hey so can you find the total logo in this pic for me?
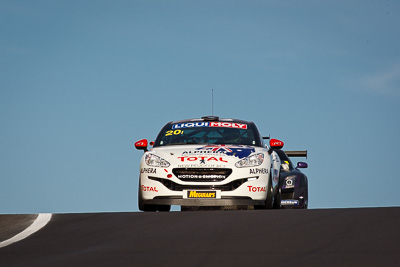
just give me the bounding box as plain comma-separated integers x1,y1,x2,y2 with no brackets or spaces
247,186,266,192
141,185,158,192
177,156,228,163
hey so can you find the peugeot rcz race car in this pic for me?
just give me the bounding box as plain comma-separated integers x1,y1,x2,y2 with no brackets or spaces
134,116,308,211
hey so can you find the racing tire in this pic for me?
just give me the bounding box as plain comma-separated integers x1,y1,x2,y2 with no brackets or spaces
157,205,171,212
302,184,308,209
254,175,273,210
292,179,308,209
138,181,157,212
273,186,281,209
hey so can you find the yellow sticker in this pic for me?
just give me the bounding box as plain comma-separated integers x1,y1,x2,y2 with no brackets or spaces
187,191,216,198
165,129,184,136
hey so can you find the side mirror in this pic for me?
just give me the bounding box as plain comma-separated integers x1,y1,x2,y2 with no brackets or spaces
296,162,308,169
135,139,148,151
269,138,284,149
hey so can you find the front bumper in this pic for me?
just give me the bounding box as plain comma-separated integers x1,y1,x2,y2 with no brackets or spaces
144,196,265,206
140,173,270,207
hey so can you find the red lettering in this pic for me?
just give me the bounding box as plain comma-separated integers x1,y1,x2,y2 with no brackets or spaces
210,122,221,127
209,122,247,129
177,156,229,163
247,186,267,192
142,185,158,192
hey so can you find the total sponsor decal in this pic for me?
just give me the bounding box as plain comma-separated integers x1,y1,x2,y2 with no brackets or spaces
249,168,268,174
281,199,299,206
141,168,156,174
187,191,216,198
178,156,228,163
141,185,158,192
172,122,247,129
247,186,266,192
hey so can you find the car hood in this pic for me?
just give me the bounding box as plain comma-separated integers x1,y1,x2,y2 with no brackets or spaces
148,144,266,168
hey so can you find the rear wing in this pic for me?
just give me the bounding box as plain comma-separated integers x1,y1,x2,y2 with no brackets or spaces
284,150,307,159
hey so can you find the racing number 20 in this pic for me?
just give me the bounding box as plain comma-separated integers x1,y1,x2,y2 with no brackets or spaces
165,129,184,136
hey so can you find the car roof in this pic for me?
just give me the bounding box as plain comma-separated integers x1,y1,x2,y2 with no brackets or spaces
170,116,255,125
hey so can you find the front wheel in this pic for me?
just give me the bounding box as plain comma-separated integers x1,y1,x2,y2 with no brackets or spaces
157,205,171,212
254,175,273,209
138,181,156,212
138,181,170,212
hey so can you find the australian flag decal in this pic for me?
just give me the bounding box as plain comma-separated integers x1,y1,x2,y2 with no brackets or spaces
196,145,255,159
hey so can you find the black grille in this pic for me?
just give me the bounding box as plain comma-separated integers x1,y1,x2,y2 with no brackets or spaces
172,168,232,182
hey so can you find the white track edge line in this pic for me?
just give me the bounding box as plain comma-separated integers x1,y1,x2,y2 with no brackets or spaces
0,213,52,248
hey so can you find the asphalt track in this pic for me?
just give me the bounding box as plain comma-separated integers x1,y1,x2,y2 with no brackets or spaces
0,207,399,266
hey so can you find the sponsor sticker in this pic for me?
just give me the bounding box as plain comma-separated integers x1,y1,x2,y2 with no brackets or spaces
141,185,158,192
172,122,247,129
177,174,226,179
249,168,268,175
247,186,266,192
165,129,184,136
141,168,157,174
195,145,255,159
282,176,296,189
178,164,226,168
177,156,228,163
281,199,299,206
187,190,217,198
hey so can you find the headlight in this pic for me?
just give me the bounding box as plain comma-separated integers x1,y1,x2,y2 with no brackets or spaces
145,153,170,167
235,153,264,168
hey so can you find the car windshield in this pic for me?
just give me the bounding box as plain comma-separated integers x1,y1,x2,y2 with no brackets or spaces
154,121,262,147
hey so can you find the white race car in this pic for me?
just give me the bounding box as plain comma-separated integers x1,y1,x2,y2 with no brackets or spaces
134,116,285,211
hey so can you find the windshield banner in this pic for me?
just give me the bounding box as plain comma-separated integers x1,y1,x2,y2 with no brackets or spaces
172,122,247,129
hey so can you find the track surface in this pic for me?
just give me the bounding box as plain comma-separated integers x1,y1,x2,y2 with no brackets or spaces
1,207,399,266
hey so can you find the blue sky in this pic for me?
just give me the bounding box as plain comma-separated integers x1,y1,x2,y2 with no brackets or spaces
1,0,399,214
